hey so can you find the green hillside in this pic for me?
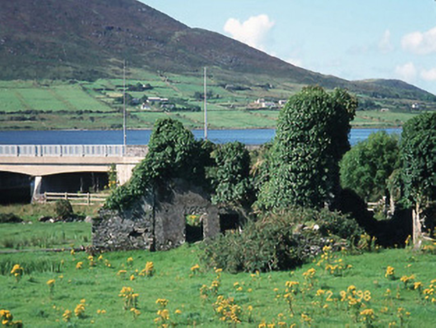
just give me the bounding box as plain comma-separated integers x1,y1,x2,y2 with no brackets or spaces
0,0,435,130
0,77,430,131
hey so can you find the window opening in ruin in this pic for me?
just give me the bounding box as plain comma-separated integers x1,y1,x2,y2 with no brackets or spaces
185,214,203,243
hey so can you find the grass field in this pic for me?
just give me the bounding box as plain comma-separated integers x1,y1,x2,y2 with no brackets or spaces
0,203,100,223
1,219,436,327
0,222,91,251
0,78,429,131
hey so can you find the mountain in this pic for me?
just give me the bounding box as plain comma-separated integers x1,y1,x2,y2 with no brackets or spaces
0,0,326,82
0,0,435,103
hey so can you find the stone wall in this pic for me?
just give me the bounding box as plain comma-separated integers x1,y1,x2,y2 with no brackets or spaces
92,180,221,251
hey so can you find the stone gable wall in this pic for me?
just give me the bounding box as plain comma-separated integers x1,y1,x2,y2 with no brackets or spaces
92,180,221,251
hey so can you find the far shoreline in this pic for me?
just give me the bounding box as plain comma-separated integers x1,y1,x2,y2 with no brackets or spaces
0,124,404,133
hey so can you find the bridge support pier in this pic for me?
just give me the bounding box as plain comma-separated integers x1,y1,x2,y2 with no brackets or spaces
31,176,43,203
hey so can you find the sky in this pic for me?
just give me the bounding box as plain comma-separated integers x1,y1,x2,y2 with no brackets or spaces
141,0,436,95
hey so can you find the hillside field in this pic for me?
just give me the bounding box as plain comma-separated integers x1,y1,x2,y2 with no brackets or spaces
0,79,428,131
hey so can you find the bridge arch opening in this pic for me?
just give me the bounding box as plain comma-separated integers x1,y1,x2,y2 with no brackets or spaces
0,172,32,204
0,171,109,204
39,172,109,194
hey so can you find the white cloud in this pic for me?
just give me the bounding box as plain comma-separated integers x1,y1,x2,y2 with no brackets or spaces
401,26,436,55
421,68,436,81
395,62,417,82
378,29,393,53
223,14,275,51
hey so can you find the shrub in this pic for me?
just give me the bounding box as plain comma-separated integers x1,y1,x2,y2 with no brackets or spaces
0,213,23,224
200,207,359,273
316,208,364,242
54,200,73,219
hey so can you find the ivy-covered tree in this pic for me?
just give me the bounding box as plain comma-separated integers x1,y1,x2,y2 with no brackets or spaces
340,131,400,202
256,86,357,210
210,142,254,218
105,118,211,210
400,112,436,244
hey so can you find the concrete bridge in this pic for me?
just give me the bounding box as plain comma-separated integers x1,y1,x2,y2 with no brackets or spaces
0,144,147,202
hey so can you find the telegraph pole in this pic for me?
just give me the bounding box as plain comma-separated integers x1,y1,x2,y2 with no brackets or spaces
204,67,208,140
123,59,127,153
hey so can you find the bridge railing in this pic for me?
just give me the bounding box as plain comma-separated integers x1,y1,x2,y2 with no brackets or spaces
0,145,125,157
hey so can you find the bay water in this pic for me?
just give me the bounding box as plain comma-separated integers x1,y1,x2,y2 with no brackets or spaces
0,128,401,146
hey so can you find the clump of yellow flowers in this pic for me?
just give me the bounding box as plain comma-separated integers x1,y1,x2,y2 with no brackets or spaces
385,266,395,280
190,264,200,277
360,308,376,327
139,261,154,277
46,279,55,295
213,295,242,325
10,264,24,283
74,299,86,319
1,309,23,327
119,287,139,311
155,298,172,327
62,309,72,322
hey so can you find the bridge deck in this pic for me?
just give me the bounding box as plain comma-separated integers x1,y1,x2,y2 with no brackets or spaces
0,145,147,177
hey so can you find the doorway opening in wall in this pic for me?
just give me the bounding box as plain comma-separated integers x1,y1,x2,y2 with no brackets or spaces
219,213,240,233
185,214,203,243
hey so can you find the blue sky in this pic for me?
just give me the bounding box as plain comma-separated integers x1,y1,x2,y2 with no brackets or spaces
141,0,436,95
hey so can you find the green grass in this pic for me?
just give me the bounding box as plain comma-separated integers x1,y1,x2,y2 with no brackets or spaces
51,85,112,111
0,222,91,250
181,110,277,129
353,110,419,127
16,88,67,111
0,78,431,130
1,235,436,327
0,203,101,223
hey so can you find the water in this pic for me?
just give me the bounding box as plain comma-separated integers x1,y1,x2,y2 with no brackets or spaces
0,128,401,146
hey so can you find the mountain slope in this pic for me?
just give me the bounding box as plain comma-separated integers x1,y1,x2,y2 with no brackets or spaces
0,0,346,86
0,0,434,103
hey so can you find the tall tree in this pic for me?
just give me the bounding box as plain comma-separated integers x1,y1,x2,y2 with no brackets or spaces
400,113,436,244
210,142,254,219
340,131,400,202
105,118,210,210
256,86,357,210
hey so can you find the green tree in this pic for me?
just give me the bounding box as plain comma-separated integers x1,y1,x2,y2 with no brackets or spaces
256,86,357,210
340,131,400,202
400,112,436,244
210,142,253,218
105,118,211,210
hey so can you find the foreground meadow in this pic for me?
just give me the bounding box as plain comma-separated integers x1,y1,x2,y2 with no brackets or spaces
1,240,436,327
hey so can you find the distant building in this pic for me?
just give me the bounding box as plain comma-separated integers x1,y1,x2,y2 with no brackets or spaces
412,103,420,110
147,97,168,104
141,103,151,110
254,98,277,109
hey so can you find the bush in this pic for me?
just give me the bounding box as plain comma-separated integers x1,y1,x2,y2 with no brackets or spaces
200,207,360,273
54,200,73,219
0,213,23,224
